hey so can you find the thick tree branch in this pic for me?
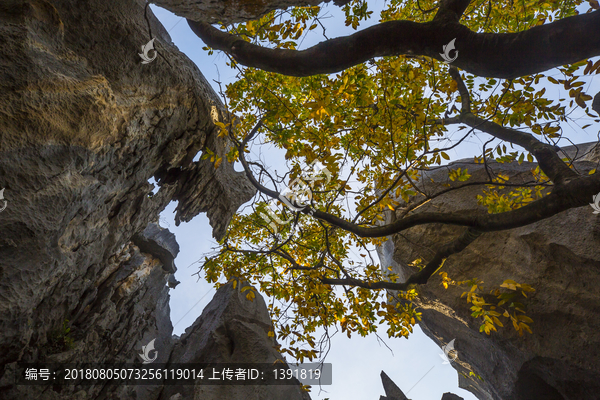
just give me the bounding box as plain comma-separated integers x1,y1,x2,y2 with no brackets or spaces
309,172,600,237
460,113,577,184
235,122,600,240
433,0,472,23
447,67,578,185
320,228,482,290
188,11,600,78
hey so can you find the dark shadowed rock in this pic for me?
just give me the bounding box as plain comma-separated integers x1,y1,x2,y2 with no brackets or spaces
168,274,181,288
167,130,256,240
153,0,336,24
133,223,180,273
441,393,464,400
0,240,176,400
593,91,600,116
0,0,249,372
160,280,312,400
379,371,409,400
0,0,273,398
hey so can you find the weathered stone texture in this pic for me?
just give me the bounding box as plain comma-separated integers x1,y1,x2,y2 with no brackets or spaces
160,280,312,400
0,241,176,400
152,0,345,24
379,370,409,400
133,223,180,273
0,0,253,366
381,143,600,400
0,0,312,399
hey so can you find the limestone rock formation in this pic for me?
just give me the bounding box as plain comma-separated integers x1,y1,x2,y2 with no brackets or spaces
152,0,350,24
379,370,409,400
0,237,176,400
380,143,600,400
0,225,310,399
378,370,464,400
441,393,464,400
161,280,312,400
0,0,308,399
133,223,180,273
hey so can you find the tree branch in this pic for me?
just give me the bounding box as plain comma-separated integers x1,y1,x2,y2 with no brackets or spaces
320,227,482,290
309,172,600,237
188,11,600,78
433,0,472,23
447,67,578,185
235,123,600,240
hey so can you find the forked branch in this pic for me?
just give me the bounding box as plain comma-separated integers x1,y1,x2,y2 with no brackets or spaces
188,10,600,78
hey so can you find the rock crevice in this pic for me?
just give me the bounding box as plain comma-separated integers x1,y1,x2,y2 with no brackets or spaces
0,0,288,399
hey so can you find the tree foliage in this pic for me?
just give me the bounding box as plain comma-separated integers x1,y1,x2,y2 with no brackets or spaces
187,0,600,363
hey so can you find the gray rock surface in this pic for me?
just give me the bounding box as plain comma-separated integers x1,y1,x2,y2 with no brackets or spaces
0,0,251,368
380,144,600,400
379,370,409,400
441,393,464,400
0,241,176,400
160,280,312,400
168,274,181,288
133,223,180,273
0,0,309,399
378,370,464,400
152,0,345,24
166,128,257,240
593,91,600,116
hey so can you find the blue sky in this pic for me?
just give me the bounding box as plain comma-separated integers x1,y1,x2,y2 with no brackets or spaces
147,2,599,399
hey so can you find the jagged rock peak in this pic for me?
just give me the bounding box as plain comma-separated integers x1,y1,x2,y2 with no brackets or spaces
379,370,409,400
378,371,464,400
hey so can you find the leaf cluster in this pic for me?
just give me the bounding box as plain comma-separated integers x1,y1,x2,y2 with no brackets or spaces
441,273,535,336
194,0,600,363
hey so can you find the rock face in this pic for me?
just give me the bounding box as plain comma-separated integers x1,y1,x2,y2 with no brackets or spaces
0,0,306,399
378,370,463,400
133,223,180,273
0,231,177,400
152,0,349,24
0,228,310,399
380,143,600,400
441,394,464,400
161,280,312,400
379,371,409,400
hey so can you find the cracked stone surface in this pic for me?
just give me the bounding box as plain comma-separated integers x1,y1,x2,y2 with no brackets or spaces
133,223,180,273
380,143,600,400
152,0,346,24
0,0,307,399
